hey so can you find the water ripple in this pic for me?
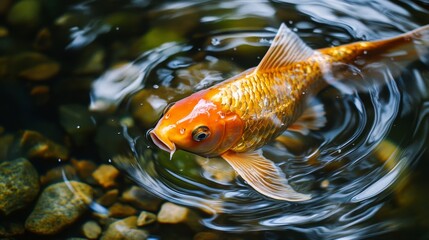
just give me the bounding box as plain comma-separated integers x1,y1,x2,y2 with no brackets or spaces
106,1,429,238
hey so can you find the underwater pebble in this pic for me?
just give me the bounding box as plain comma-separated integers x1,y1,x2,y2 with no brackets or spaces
25,181,93,235
7,0,41,29
108,202,137,218
19,62,60,81
30,85,50,105
12,130,69,161
82,220,102,240
195,156,236,183
129,87,186,129
71,159,97,182
121,185,162,212
0,26,8,37
373,139,399,170
100,216,149,240
157,202,199,230
137,211,157,227
92,164,120,188
11,52,60,81
0,158,40,215
40,164,77,186
97,189,119,207
33,28,52,51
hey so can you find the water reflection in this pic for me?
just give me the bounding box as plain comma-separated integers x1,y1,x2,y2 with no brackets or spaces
86,0,429,239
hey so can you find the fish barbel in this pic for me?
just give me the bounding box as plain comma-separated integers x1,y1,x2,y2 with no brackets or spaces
150,23,429,201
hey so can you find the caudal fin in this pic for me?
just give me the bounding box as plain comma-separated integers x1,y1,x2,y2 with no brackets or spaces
373,24,429,64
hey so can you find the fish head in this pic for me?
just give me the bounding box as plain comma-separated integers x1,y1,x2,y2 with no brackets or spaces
149,93,243,158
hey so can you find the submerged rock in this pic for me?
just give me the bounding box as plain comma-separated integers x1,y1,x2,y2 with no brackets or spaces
100,216,149,240
12,52,60,81
157,202,200,230
0,158,40,215
195,156,236,183
7,0,41,29
92,164,120,188
11,130,69,161
121,185,162,212
25,181,93,235
96,189,119,207
82,220,102,240
71,159,97,182
129,87,188,129
137,211,157,226
40,164,77,186
108,202,137,218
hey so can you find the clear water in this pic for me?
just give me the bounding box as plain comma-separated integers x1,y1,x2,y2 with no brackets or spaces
85,0,429,239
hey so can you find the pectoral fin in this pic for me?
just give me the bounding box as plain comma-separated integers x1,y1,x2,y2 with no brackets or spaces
288,101,326,135
221,150,311,201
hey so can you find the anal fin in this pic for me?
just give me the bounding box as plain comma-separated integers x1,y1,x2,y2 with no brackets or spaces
221,150,311,201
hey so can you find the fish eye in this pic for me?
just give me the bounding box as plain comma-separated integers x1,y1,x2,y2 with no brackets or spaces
163,102,175,115
192,126,210,142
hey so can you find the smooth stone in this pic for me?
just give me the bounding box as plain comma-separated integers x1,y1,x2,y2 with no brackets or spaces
11,52,60,81
11,130,69,161
100,216,149,240
129,87,188,129
108,202,137,218
157,202,189,224
137,211,157,226
25,181,93,235
96,189,119,207
19,62,60,81
82,220,102,240
121,186,162,212
40,164,77,186
7,0,41,28
195,156,236,183
0,158,39,215
70,159,97,182
92,164,120,188
33,27,52,51
0,26,8,37
158,202,202,231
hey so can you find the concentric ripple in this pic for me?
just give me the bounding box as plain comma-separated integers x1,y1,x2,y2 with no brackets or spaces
102,1,429,239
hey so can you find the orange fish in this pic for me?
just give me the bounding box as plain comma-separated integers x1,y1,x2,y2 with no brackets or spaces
149,23,429,201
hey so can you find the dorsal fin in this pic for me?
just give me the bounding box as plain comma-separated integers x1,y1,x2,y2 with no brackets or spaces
255,23,314,72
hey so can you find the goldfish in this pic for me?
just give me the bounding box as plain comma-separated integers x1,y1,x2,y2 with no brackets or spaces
149,23,429,201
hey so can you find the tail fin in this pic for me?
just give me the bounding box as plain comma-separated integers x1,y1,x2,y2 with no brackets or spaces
321,25,429,93
372,24,429,64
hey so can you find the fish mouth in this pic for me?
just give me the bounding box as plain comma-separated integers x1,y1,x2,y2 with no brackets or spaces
149,130,176,159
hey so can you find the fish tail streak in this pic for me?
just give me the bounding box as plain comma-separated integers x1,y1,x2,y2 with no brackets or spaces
371,24,429,64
